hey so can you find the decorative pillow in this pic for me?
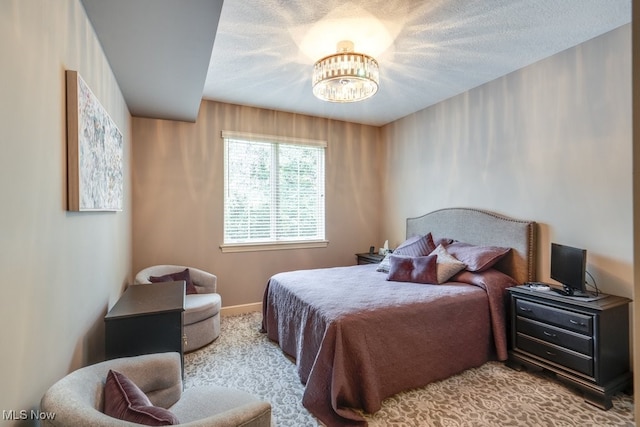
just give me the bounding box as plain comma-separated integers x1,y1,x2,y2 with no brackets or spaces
104,370,179,426
445,242,511,272
377,233,437,273
149,268,198,295
376,253,392,273
394,233,436,257
430,244,466,283
386,254,438,284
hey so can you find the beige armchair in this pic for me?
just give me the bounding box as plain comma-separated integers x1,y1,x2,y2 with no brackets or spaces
40,352,272,426
135,265,221,352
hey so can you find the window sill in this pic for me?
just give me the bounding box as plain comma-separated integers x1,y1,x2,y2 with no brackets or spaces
220,240,329,253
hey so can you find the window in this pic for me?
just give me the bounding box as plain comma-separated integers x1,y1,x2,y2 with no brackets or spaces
221,131,326,252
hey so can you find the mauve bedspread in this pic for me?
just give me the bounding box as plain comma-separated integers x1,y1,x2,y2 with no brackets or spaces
262,264,516,426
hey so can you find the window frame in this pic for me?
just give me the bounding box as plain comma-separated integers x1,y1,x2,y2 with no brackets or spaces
220,131,328,253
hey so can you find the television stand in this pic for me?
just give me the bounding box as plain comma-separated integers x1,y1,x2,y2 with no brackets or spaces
507,286,631,410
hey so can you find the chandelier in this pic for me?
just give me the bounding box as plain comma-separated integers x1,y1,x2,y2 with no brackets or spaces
312,40,379,103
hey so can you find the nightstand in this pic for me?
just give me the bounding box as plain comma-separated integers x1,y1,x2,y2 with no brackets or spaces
356,252,385,265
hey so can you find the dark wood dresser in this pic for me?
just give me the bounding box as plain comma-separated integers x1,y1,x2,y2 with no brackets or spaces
507,286,631,410
105,281,185,370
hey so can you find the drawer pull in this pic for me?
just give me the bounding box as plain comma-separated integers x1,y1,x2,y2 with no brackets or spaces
545,351,556,356
569,319,586,326
543,331,557,338
519,307,532,313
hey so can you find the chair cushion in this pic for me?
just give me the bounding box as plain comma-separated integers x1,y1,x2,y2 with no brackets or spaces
184,293,221,325
169,385,270,424
104,370,179,425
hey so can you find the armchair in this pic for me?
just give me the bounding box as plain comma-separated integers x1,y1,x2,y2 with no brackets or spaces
40,352,272,426
135,265,221,352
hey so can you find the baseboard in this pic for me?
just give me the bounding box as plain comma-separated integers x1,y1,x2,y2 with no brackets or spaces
220,302,262,317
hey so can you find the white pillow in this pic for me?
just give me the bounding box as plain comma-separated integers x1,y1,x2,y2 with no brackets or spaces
431,244,466,283
376,253,392,273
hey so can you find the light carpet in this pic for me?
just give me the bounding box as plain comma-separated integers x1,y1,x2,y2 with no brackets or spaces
183,312,634,426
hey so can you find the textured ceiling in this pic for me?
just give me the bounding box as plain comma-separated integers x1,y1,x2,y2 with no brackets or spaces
84,1,631,126
203,0,631,126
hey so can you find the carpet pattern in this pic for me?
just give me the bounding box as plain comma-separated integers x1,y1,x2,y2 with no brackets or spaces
184,312,634,426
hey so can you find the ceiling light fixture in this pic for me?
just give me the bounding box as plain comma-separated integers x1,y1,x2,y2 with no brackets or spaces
312,40,379,103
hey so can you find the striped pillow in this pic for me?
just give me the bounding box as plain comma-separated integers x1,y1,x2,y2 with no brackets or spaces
377,233,436,273
394,233,436,257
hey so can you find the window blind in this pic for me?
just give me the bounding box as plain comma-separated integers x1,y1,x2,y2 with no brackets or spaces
222,132,326,246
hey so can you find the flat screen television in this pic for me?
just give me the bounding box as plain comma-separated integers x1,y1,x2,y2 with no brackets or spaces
550,243,588,297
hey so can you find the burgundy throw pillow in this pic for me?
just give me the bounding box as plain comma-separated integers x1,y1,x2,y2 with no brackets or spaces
103,370,179,426
149,268,198,295
394,233,436,257
444,242,511,272
386,254,438,284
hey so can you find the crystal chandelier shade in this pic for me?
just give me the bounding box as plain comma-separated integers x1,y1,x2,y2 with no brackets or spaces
312,41,379,103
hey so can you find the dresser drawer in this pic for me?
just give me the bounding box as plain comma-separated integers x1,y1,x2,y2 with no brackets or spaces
516,317,593,356
516,333,593,377
515,299,593,335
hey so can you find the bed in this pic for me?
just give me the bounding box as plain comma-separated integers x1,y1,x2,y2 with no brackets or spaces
262,208,537,426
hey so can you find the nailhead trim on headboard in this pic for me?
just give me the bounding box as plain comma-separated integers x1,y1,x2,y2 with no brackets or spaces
406,208,537,284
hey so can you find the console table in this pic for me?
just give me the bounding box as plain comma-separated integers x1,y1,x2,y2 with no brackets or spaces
105,281,185,371
507,285,631,410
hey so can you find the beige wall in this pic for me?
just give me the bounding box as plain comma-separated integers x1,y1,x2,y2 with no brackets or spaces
383,26,636,417
132,102,381,307
0,1,633,422
0,0,131,419
381,25,632,299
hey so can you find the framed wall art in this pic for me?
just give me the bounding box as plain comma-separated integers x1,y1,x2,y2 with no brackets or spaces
66,70,123,211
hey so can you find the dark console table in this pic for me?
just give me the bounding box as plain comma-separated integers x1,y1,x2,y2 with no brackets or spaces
105,281,185,371
507,285,631,410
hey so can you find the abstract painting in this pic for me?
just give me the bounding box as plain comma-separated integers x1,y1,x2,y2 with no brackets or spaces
66,70,123,211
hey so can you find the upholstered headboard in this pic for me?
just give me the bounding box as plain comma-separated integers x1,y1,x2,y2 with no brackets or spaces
406,208,537,284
